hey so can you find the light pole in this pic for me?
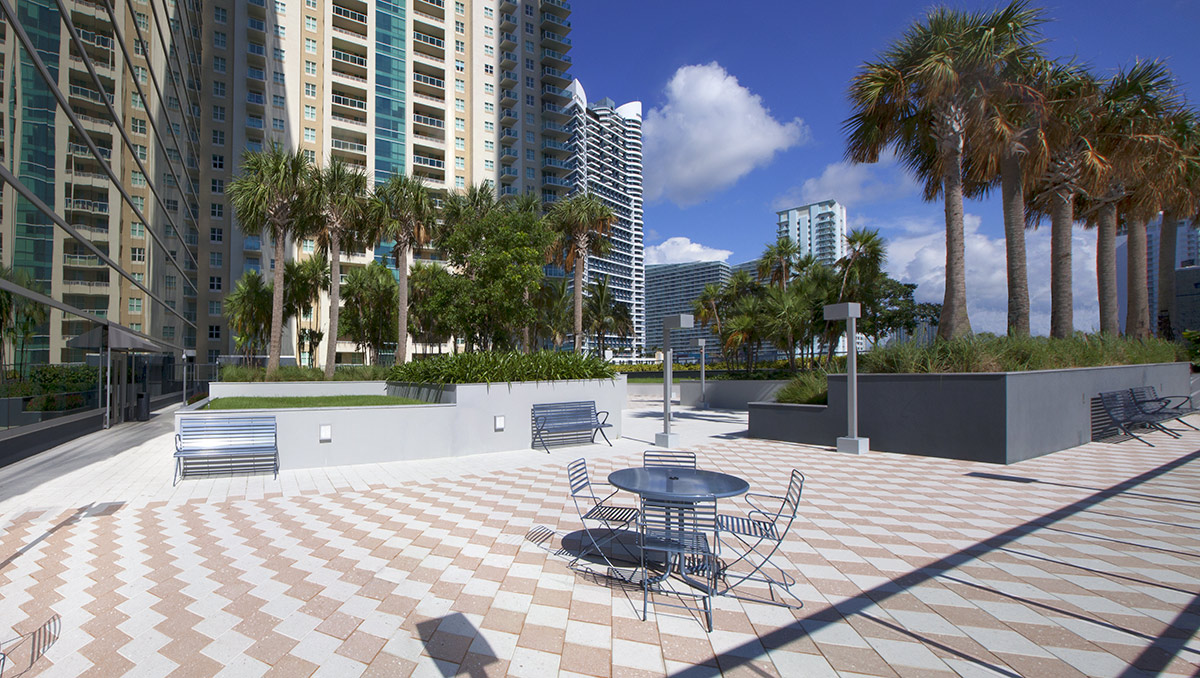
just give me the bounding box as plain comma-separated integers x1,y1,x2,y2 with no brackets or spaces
824,302,869,454
691,337,706,409
656,314,693,447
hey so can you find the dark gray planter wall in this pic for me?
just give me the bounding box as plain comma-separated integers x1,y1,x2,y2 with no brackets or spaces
748,362,1190,464
680,380,790,411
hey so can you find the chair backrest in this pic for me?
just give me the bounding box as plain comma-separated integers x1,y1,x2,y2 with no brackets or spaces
783,469,805,514
643,449,697,469
533,401,597,425
1099,390,1139,422
178,416,276,449
640,494,717,546
566,458,592,498
1129,386,1156,404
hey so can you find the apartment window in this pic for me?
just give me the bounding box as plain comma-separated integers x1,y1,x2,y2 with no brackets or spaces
305,82,317,97
273,94,286,107
274,47,286,60
483,102,495,114
213,81,225,97
208,325,221,340
484,45,494,57
305,15,316,30
133,65,148,84
304,128,316,142
455,59,465,73
135,39,148,56
132,272,145,285
305,0,315,7
303,149,315,162
131,222,145,238
525,21,533,33
484,83,494,94
525,57,534,71
526,167,535,179
305,38,317,53
484,140,494,151
209,300,222,316
163,326,176,340
131,118,146,135
304,105,316,121
455,137,465,151
214,5,226,22
455,78,465,93
484,64,494,75
165,198,178,212
455,40,465,53
211,203,224,218
210,227,223,243
129,298,143,314
454,157,465,170
274,71,286,84
209,276,222,291
276,0,286,11
302,238,315,253
483,121,494,132
455,177,465,189
455,20,464,33
167,96,180,110
134,144,148,161
455,118,465,131
210,252,223,268
525,112,535,124
483,6,492,17
131,171,146,188
212,154,225,169
484,26,493,37
455,98,465,112
305,60,317,75
211,179,225,194
131,195,145,210
454,1,463,13
131,247,146,263
524,130,533,142
272,118,285,131
213,55,226,73
484,159,494,170
130,93,145,110
525,76,534,88
212,129,225,145
275,25,286,37
212,105,225,122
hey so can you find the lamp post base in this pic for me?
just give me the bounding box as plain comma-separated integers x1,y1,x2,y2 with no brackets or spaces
837,437,869,455
655,432,683,448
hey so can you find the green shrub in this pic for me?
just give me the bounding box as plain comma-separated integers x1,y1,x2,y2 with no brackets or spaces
0,364,97,398
776,371,828,405
388,350,616,384
861,334,1183,374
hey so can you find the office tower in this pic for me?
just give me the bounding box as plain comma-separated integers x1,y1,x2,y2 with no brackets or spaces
775,199,847,266
0,0,204,365
564,80,644,354
645,261,729,357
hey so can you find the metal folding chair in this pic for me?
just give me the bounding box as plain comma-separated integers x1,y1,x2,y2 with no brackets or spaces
716,469,805,608
643,449,697,469
567,459,639,577
639,493,719,631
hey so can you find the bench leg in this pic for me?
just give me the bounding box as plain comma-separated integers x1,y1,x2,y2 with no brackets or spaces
534,429,551,453
595,427,612,447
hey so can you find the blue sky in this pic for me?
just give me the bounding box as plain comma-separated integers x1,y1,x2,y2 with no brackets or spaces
567,1,1200,334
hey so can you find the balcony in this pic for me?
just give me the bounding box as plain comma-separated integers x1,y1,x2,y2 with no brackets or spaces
541,13,571,30
542,157,572,170
500,51,517,67
542,102,568,118
332,4,366,23
248,17,265,32
500,88,516,104
499,166,517,178
331,112,366,127
500,31,516,48
542,0,571,14
331,93,367,111
542,84,569,101
247,42,265,58
541,48,571,67
500,108,516,122
541,138,570,153
68,83,112,105
412,72,444,90
246,115,264,129
67,142,111,160
500,148,518,159
246,91,265,107
541,31,570,49
331,138,367,154
247,67,265,81
500,70,517,86
413,31,444,50
500,13,516,29
542,120,569,135
411,133,445,148
412,112,444,129
63,253,103,267
542,175,569,187
541,65,570,85
412,154,444,169
331,48,367,68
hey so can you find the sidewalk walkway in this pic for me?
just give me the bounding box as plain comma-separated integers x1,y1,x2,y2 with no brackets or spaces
0,405,1197,677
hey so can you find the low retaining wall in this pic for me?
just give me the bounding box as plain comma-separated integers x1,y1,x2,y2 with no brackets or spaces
626,382,679,403
680,380,789,410
209,380,387,399
749,363,1190,464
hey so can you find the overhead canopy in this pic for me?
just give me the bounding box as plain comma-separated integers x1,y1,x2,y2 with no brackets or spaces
67,323,171,353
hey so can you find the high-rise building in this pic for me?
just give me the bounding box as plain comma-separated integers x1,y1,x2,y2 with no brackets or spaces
1116,217,1199,336
775,199,847,266
564,80,644,354
0,0,204,365
645,261,729,358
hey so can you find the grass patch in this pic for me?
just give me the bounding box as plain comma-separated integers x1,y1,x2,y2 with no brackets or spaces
776,371,829,405
204,395,424,410
389,350,616,384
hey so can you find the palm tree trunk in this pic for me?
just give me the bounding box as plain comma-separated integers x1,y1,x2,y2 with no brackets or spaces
267,228,287,376
1096,203,1119,335
1000,149,1030,337
1050,191,1074,339
324,233,342,379
572,256,584,352
1125,216,1150,338
1156,210,1178,339
397,247,411,365
937,135,972,340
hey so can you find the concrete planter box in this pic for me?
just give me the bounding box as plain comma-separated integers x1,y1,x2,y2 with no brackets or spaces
680,380,790,411
748,362,1190,464
626,382,679,403
209,380,387,399
389,375,626,455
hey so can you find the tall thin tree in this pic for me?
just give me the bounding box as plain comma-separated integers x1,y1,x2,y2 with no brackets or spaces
371,174,437,366
310,158,369,378
547,193,614,352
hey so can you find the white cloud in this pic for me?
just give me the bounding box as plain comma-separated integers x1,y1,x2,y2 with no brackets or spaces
645,237,733,265
643,63,809,207
775,151,918,210
885,215,1101,335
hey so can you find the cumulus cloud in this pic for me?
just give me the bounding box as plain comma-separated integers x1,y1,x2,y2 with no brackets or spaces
643,63,809,207
885,215,1100,335
774,151,918,210
645,237,733,265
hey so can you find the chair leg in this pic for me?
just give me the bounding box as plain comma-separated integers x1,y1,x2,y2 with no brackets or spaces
597,427,612,447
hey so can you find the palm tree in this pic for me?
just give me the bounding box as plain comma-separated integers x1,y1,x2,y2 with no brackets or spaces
443,182,498,230
692,282,726,364
763,286,808,373
284,256,330,367
845,1,1045,340
612,302,634,355
225,270,274,363
547,193,614,352
584,274,617,355
228,143,313,376
340,262,400,365
371,173,437,366
535,277,572,350
757,236,801,290
1155,109,1200,339
0,265,15,379
308,158,370,377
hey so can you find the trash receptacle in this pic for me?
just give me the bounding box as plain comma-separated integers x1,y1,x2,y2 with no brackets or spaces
136,392,150,421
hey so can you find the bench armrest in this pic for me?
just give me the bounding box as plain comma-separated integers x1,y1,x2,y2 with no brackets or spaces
175,433,182,451
534,415,548,431
595,410,609,427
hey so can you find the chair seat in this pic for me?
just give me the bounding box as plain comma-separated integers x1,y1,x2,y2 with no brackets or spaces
642,530,713,556
582,504,638,524
718,514,780,541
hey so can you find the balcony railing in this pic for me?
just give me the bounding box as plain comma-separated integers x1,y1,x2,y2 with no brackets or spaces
412,72,444,89
543,0,570,10
541,13,570,28
413,31,444,49
541,139,569,151
331,48,367,67
541,31,570,47
412,113,444,128
331,138,367,153
541,48,571,64
412,154,444,169
247,42,265,56
542,175,569,187
248,18,265,31
246,92,265,105
67,142,111,159
331,112,366,126
246,116,264,129
332,4,367,23
542,66,569,80
412,133,444,147
66,199,109,214
68,84,112,104
331,93,367,110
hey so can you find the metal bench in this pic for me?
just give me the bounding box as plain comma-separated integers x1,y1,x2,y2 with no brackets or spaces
175,416,278,484
1097,390,1181,447
1130,386,1200,430
531,401,611,453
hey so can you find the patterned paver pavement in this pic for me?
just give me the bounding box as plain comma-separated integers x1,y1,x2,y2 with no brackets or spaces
0,404,1198,677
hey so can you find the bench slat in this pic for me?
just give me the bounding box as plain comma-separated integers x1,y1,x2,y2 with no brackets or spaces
530,401,610,453
176,416,278,484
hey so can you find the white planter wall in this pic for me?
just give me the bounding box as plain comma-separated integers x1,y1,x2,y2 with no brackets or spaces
209,381,388,399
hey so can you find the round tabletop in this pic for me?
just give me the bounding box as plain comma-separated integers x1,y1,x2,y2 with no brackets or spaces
608,467,749,500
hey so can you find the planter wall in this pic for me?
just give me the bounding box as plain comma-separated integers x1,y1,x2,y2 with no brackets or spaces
749,362,1190,464
209,380,387,399
626,382,679,403
680,380,790,411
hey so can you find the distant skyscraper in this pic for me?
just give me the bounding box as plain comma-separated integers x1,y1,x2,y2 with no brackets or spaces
645,261,729,356
775,199,847,266
564,80,644,353
1117,217,1198,335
